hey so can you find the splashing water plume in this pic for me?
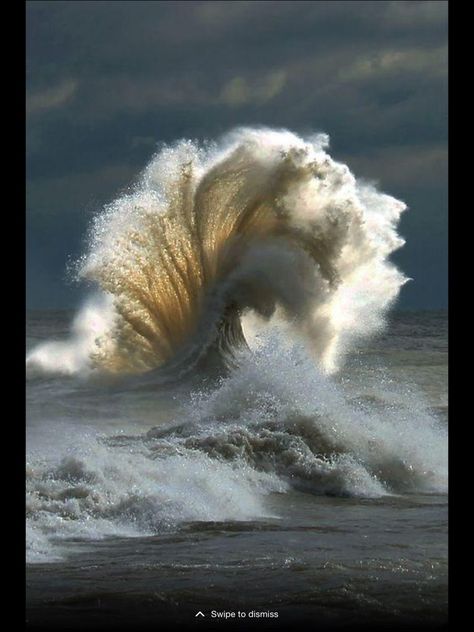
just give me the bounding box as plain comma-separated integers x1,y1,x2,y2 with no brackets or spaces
27,128,407,378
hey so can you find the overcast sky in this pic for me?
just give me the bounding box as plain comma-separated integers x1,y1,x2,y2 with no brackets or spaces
26,0,448,310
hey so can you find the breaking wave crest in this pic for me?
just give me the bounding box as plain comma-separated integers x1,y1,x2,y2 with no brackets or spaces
26,335,447,563
26,127,407,378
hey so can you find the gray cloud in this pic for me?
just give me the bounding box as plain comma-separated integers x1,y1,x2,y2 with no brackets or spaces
27,78,78,115
26,1,448,309
340,144,447,191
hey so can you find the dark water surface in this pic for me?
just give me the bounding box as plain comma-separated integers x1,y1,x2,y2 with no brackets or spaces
26,310,448,630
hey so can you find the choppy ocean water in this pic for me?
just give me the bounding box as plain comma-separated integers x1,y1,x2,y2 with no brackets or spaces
26,309,447,630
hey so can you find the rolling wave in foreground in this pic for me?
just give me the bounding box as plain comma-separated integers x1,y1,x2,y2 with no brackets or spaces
26,129,447,564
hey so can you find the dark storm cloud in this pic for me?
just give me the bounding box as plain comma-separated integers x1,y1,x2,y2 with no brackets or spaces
26,1,448,309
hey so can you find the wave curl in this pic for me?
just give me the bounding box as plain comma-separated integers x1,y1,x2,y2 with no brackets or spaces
27,128,407,377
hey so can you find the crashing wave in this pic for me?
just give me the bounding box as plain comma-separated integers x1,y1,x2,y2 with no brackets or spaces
26,127,407,378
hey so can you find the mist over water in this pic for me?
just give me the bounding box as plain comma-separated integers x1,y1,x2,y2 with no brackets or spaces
26,129,447,627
